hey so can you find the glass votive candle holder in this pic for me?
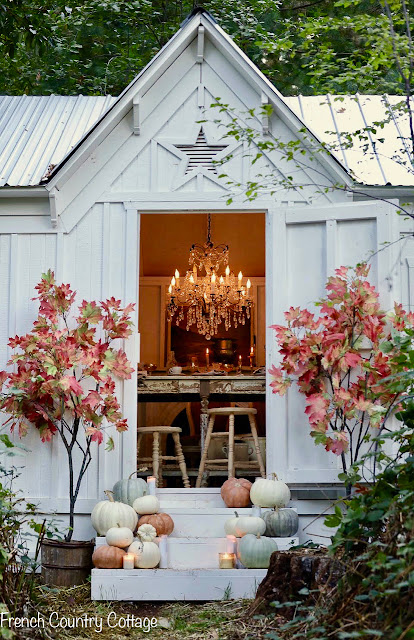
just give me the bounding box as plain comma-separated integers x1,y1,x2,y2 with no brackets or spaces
123,553,135,569
219,552,236,569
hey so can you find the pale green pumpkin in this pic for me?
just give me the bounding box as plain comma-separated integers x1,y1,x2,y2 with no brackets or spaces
239,534,278,568
112,472,148,507
263,508,299,537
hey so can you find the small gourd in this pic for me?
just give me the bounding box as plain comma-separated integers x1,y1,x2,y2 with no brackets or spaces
112,472,148,507
92,545,126,569
105,525,134,548
128,538,144,564
128,540,160,569
133,495,160,515
224,511,266,538
239,534,278,568
91,491,138,535
263,508,299,537
250,474,291,508
137,523,157,542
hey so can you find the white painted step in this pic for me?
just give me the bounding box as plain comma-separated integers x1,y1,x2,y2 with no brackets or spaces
157,507,297,538
157,487,226,509
96,536,299,569
91,568,267,601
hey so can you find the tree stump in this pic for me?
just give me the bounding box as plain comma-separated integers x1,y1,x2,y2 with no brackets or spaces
249,548,344,616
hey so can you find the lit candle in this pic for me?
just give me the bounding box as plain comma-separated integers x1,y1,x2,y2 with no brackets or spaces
168,284,172,294
238,271,243,288
206,348,210,368
219,552,236,569
147,476,157,495
171,276,175,291
219,275,224,285
225,265,230,284
211,273,216,293
189,274,194,284
158,535,168,568
249,346,255,370
123,553,135,569
239,355,242,366
175,269,180,288
193,264,197,284
246,278,251,293
226,535,237,554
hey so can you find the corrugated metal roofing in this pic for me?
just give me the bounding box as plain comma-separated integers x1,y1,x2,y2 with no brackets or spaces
0,95,116,187
0,93,412,188
285,94,414,187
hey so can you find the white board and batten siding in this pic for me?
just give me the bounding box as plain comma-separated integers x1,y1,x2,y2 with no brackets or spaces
266,200,401,485
0,204,139,540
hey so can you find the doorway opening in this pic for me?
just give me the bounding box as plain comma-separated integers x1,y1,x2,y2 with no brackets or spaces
137,212,266,488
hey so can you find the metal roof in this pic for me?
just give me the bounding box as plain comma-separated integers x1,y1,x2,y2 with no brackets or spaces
0,93,412,188
0,95,116,187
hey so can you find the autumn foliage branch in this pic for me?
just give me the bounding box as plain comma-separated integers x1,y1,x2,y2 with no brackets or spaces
0,270,135,541
269,264,414,483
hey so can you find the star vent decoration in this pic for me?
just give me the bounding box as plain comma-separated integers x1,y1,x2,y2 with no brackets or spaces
175,128,228,174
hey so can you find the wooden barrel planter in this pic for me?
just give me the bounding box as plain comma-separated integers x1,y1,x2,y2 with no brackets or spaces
41,539,94,587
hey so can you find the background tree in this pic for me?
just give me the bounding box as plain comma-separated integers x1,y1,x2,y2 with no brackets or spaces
0,0,413,97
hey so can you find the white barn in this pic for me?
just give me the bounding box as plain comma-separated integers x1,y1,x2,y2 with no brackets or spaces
1,8,413,599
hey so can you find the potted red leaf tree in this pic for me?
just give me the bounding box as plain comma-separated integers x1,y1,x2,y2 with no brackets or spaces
0,270,134,585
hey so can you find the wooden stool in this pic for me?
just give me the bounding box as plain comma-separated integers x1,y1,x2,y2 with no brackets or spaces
196,407,266,487
137,426,190,488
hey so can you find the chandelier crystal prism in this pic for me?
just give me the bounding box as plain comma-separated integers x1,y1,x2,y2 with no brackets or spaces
166,214,253,340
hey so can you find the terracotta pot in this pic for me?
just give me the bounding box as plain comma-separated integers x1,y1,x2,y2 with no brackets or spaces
41,539,94,587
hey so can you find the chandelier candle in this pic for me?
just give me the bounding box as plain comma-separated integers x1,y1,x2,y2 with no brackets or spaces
166,214,253,339
206,348,210,369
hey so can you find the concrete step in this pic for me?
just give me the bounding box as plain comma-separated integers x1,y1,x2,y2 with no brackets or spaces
96,536,299,569
91,568,267,601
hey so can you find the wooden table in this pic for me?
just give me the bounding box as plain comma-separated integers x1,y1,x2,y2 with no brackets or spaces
138,373,266,448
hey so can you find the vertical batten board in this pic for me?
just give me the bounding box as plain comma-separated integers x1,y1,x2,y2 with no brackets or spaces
99,202,127,496
121,205,139,479
266,207,289,479
0,235,11,368
7,234,19,361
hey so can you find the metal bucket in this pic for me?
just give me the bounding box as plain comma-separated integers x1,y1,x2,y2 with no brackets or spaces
41,539,94,587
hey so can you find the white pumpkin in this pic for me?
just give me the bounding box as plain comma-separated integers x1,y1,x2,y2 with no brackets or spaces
105,526,134,548
224,511,266,537
91,491,138,535
133,495,160,515
137,523,157,542
128,538,144,564
250,475,291,508
128,540,160,569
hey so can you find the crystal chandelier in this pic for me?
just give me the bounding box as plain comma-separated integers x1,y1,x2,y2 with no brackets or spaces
166,214,253,339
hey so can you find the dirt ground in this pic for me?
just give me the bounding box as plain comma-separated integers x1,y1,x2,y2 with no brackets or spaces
37,583,279,640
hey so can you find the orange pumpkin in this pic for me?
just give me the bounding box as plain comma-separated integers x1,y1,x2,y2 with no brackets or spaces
221,477,252,508
92,545,126,569
139,513,174,536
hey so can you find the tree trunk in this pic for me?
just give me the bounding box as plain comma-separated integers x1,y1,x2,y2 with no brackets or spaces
249,549,344,616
